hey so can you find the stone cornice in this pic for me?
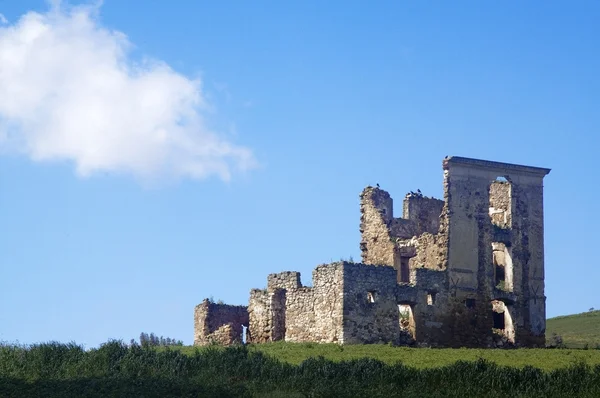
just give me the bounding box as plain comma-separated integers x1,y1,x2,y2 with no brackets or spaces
443,156,551,177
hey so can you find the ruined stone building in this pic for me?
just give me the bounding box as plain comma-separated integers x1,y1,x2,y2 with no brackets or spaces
194,156,551,348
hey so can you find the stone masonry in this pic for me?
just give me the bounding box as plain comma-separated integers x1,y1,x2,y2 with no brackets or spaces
194,156,551,348
193,299,249,346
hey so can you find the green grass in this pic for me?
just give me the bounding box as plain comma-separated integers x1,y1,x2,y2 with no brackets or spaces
170,342,600,372
156,310,600,372
547,310,600,349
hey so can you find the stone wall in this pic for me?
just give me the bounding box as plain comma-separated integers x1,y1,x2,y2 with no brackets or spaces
248,264,345,344
194,299,249,346
280,264,345,343
247,289,270,343
442,156,550,347
402,195,445,236
198,156,550,349
489,180,512,228
342,263,400,344
360,187,396,265
268,271,302,291
407,232,448,271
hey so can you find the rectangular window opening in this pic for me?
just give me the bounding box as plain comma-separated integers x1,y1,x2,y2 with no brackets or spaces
427,292,436,306
489,177,512,229
398,256,410,283
492,242,513,292
465,298,476,308
398,304,415,340
367,291,376,303
493,311,505,329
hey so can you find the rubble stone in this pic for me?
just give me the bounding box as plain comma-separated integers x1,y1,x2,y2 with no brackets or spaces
194,156,551,348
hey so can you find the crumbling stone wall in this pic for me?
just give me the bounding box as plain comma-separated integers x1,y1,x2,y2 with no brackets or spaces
247,288,286,343
342,263,400,344
248,265,345,344
360,188,396,265
403,195,445,236
489,180,512,228
443,156,549,347
194,299,248,346
198,156,550,349
247,289,270,343
361,184,450,279
268,271,301,291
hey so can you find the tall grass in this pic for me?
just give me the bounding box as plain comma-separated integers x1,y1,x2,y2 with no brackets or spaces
2,340,600,397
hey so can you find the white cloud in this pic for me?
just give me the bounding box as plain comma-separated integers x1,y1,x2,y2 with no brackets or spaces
0,2,257,182
0,14,8,24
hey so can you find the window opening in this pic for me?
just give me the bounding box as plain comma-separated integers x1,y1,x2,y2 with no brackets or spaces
493,311,505,329
398,256,410,283
398,304,415,339
489,176,512,229
492,300,515,343
367,291,376,303
427,292,436,306
492,242,513,292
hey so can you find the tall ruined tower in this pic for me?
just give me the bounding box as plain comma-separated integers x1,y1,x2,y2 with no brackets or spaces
359,156,550,347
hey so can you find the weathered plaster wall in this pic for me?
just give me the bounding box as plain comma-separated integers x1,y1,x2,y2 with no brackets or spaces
194,300,248,346
443,156,549,347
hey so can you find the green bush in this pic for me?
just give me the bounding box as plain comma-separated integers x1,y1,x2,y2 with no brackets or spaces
2,341,600,397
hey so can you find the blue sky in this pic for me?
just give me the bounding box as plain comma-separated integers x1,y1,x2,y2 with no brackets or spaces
0,0,598,348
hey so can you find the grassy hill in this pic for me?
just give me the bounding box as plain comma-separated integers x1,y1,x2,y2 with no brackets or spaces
546,310,600,348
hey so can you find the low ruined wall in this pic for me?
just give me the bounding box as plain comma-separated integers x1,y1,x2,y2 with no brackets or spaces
283,287,316,342
194,300,248,346
342,263,400,344
247,289,270,343
285,264,344,343
249,263,345,344
311,263,344,342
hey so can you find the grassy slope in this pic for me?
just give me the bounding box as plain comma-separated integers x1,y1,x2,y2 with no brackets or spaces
166,311,600,371
173,343,600,371
546,310,600,348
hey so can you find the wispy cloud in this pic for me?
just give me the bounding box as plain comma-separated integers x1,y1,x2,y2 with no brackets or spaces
0,2,257,183
0,14,8,25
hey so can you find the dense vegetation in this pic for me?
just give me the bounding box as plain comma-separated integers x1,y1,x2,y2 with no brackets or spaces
3,340,600,397
242,342,600,371
546,310,600,349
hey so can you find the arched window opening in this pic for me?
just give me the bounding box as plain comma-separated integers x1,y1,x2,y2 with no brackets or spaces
491,300,515,344
492,242,513,292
